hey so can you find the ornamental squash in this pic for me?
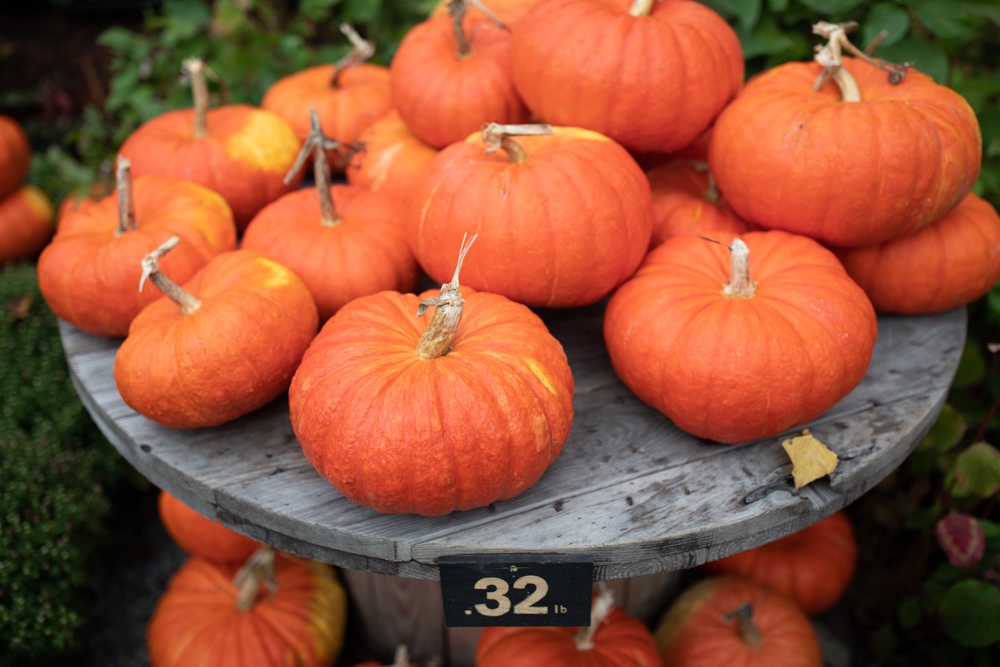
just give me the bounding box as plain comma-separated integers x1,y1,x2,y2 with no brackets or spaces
147,548,348,667
709,22,981,248
289,237,575,516
114,238,318,429
344,110,439,206
157,490,260,564
409,123,652,309
647,160,749,249
603,231,877,444
0,184,54,265
655,576,822,667
0,114,31,200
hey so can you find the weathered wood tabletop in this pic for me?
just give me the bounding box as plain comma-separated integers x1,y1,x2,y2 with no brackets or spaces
60,303,966,581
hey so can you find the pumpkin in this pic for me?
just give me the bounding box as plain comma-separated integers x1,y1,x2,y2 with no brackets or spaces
476,589,662,666
344,110,439,206
647,161,749,249
289,236,575,516
119,58,303,231
390,2,529,148
702,512,857,615
114,238,319,429
604,231,877,444
834,192,1000,315
709,22,981,248
157,489,260,564
261,25,393,172
655,576,822,667
408,123,652,308
147,547,348,667
429,0,546,26
509,0,743,155
37,158,237,338
0,114,31,200
0,184,54,265
242,111,419,322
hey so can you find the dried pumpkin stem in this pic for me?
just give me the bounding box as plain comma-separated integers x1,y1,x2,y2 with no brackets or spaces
722,238,756,299
182,57,211,139
812,21,910,101
285,109,350,227
139,236,203,314
389,645,410,667
481,122,554,164
416,234,477,359
331,23,376,87
629,0,655,17
447,0,507,58
723,603,764,650
233,546,278,612
574,587,616,650
685,161,722,204
115,155,137,236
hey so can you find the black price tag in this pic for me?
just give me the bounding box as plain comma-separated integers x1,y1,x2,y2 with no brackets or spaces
439,554,594,627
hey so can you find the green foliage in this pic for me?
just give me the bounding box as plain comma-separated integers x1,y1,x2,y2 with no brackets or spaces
0,263,122,663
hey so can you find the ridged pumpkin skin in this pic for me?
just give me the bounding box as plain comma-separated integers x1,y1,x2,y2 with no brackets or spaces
147,554,347,667
37,175,237,337
510,0,743,154
604,231,877,444
0,184,54,265
834,193,1000,314
261,63,393,170
390,15,529,148
344,110,439,205
157,490,260,564
702,512,857,615
709,57,982,248
655,576,822,667
647,161,749,249
241,184,420,322
289,288,575,516
114,249,319,429
120,104,303,230
409,128,652,308
477,606,662,667
0,114,31,200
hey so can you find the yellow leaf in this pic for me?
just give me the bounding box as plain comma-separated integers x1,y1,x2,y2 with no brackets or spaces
782,429,838,489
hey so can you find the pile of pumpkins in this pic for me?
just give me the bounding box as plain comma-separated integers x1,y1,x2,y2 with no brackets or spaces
151,487,857,667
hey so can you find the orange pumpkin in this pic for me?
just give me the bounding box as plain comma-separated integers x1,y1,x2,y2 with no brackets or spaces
834,192,1000,314
120,59,302,230
0,114,31,200
477,590,662,666
429,0,545,26
157,490,260,564
344,110,439,205
147,548,347,667
390,4,529,148
37,160,237,338
604,231,877,444
0,184,54,265
509,0,744,154
647,161,749,249
408,124,652,308
289,238,575,515
114,240,318,429
655,576,822,667
709,24,981,248
702,512,857,615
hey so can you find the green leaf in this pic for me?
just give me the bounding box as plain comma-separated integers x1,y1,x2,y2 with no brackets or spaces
767,0,789,11
740,17,805,60
912,0,979,40
793,0,867,15
344,0,382,24
951,340,987,389
982,519,1000,554
922,404,967,453
298,0,343,21
954,442,1000,498
863,3,911,49
96,26,139,52
707,0,762,32
939,579,1000,647
898,597,923,630
160,0,213,44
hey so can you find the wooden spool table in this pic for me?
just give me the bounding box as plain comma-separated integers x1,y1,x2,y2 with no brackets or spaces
60,303,966,665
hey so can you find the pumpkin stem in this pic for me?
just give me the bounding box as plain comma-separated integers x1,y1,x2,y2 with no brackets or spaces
139,236,203,314
389,645,410,667
447,0,507,59
629,0,655,16
331,23,376,87
574,587,616,650
685,161,722,204
285,109,352,227
416,233,477,360
722,238,756,299
233,546,278,612
481,122,554,164
811,21,910,101
723,603,764,650
182,57,212,139
115,155,138,236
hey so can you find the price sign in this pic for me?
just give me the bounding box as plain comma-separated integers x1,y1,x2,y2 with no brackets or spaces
439,554,593,627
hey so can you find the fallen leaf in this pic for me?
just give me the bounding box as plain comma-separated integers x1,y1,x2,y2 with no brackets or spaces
782,429,838,489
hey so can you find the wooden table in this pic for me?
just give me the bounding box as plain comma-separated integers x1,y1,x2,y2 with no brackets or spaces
60,304,966,663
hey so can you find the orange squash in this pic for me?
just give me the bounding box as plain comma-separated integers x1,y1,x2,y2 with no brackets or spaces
157,490,260,564
344,110,439,205
0,114,31,200
0,184,54,265
647,160,749,249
